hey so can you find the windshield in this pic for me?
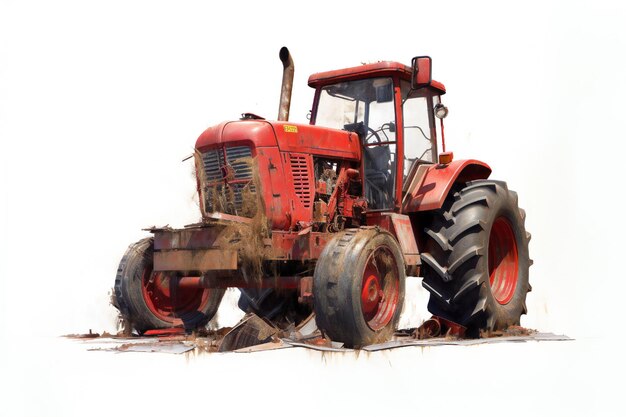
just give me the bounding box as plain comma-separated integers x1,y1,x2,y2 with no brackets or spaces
315,78,397,210
315,78,394,135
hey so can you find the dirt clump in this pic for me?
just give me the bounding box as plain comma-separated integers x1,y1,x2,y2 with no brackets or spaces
212,157,269,286
481,325,536,338
63,330,100,339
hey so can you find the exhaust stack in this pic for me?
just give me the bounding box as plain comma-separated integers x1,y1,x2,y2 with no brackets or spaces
278,47,294,122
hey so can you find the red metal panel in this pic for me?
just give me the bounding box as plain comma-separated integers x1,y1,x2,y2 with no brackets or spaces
389,213,420,266
255,147,291,230
269,231,330,261
195,121,227,150
431,80,446,92
274,122,361,160
308,62,411,86
180,275,300,290
366,212,393,232
153,227,227,251
154,249,237,271
392,76,405,210
402,159,492,212
308,61,446,94
366,213,420,267
195,120,278,151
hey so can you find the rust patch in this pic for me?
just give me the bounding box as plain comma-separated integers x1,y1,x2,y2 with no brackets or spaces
413,315,466,339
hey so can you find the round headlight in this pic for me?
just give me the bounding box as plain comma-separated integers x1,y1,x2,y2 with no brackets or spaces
434,103,449,119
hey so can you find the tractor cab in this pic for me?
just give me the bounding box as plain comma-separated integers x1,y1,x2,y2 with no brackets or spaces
308,60,447,210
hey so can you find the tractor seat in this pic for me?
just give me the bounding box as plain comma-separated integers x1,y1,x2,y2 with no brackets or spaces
364,145,393,208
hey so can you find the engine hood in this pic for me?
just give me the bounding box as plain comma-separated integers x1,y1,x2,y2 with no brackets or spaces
195,120,361,161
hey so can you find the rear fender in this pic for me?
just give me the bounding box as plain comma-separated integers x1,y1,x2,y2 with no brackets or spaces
402,160,491,212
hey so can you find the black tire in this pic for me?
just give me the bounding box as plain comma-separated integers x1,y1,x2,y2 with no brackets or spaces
420,180,532,337
314,228,406,347
237,288,311,327
113,238,225,333
237,288,290,321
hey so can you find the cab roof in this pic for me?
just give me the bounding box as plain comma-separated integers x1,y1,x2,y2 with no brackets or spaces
308,61,446,94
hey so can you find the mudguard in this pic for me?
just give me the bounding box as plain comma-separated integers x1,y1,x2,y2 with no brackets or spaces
402,159,491,212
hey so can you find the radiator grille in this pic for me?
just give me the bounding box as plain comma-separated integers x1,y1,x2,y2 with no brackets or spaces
226,146,253,179
201,150,225,182
200,145,255,216
290,155,312,209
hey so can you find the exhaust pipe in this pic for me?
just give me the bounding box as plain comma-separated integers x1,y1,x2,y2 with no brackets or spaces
278,46,294,121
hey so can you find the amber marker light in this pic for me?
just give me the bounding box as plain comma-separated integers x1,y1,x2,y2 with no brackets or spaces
438,152,454,165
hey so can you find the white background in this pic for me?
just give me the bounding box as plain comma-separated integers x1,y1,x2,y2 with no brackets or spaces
1,1,625,416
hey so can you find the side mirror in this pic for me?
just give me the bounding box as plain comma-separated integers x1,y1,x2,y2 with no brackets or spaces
411,56,432,89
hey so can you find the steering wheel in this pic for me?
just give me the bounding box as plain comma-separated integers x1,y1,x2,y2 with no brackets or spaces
365,127,381,144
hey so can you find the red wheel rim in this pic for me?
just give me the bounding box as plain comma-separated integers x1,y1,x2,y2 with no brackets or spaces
141,268,210,324
488,217,519,305
360,247,400,331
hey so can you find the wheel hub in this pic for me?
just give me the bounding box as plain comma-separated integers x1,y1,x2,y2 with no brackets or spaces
142,270,210,323
361,273,383,316
488,217,519,305
360,247,400,331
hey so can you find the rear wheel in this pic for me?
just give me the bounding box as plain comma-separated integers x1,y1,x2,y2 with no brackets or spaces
314,228,405,347
113,238,225,333
420,180,531,337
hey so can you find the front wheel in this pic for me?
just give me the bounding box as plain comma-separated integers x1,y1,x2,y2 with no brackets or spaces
420,180,532,337
314,229,406,347
113,238,225,333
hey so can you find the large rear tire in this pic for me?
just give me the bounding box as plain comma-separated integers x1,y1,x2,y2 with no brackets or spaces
314,228,406,347
421,180,531,337
113,238,225,333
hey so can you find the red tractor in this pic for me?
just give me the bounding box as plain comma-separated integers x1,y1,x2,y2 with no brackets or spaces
113,48,531,347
